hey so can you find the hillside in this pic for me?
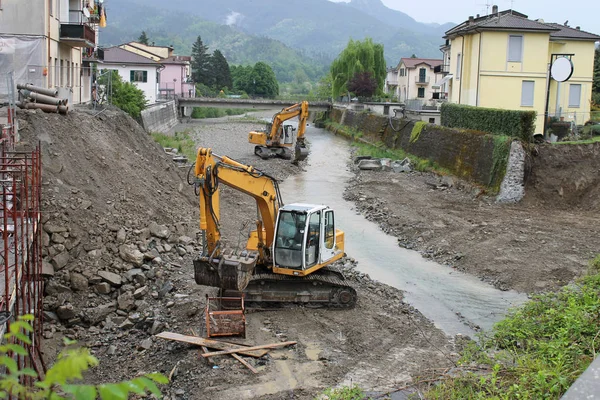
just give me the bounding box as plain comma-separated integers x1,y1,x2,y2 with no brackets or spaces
101,0,446,81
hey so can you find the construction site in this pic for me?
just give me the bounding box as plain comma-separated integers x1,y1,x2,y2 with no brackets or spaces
1,89,599,398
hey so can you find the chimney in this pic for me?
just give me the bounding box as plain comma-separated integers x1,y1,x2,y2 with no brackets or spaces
468,16,474,25
576,26,580,30
492,5,498,15
476,14,480,18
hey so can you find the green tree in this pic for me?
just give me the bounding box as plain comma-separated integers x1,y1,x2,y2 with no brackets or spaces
593,47,600,95
329,38,386,99
410,53,417,58
211,49,232,91
191,36,213,87
312,73,333,99
138,31,149,45
252,62,279,98
98,70,147,118
1,315,168,399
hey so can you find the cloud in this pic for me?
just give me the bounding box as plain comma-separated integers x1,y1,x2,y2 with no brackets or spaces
225,11,244,26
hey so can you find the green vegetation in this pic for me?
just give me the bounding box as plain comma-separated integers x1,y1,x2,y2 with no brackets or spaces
552,135,600,145
190,108,252,119
424,256,600,399
330,38,386,99
98,70,148,118
321,385,366,399
1,315,167,399
230,62,279,98
151,131,197,160
137,31,149,45
440,103,536,141
489,135,512,191
409,121,427,143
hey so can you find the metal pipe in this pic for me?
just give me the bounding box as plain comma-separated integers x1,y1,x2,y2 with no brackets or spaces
22,102,67,114
22,90,66,106
16,83,58,97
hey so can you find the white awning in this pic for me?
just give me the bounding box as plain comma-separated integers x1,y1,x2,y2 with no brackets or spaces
432,74,453,89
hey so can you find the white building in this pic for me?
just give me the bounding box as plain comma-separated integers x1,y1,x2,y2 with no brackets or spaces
384,58,444,104
100,47,161,104
0,0,100,104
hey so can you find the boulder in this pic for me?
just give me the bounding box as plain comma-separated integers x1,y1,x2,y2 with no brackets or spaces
133,286,149,299
357,159,382,171
70,273,89,291
117,292,136,311
391,158,413,173
116,228,127,244
41,261,55,277
95,282,111,294
98,270,122,287
85,302,117,325
119,244,144,266
51,251,70,271
149,222,170,239
56,304,76,321
44,223,68,234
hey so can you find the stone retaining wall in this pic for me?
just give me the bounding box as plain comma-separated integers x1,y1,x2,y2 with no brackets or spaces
330,108,523,193
141,100,178,133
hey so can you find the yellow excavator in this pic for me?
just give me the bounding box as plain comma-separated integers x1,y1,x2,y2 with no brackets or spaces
191,147,357,308
248,101,310,161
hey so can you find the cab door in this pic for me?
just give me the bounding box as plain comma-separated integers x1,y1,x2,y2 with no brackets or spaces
320,209,336,263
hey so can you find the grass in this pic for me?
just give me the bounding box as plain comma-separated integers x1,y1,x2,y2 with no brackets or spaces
191,107,254,119
552,135,600,145
151,131,197,161
422,255,600,399
591,111,600,122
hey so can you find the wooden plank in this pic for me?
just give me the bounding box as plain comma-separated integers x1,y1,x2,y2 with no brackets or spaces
201,341,297,358
156,332,268,357
231,353,258,374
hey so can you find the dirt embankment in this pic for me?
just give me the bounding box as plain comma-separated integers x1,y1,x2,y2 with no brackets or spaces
344,143,600,294
21,109,457,400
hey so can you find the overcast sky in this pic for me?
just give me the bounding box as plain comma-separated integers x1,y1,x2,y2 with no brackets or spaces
330,0,597,34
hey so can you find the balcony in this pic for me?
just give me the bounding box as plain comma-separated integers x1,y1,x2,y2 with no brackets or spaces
434,64,451,74
415,76,430,86
386,78,398,86
60,23,96,48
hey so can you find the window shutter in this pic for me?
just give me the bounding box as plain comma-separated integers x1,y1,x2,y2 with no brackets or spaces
568,84,581,107
143,71,148,83
521,80,534,106
508,35,523,62
130,70,134,82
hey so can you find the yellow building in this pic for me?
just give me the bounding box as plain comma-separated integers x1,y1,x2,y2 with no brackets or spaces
441,6,599,134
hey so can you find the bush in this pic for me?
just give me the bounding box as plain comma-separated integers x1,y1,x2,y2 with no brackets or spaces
98,70,148,118
441,103,536,141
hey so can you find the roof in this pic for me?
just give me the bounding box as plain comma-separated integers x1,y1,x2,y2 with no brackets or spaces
399,58,443,69
546,23,600,41
129,41,174,50
445,10,559,38
102,47,160,65
159,56,192,64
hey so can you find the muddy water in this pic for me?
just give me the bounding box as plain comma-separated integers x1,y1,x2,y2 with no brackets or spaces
280,126,527,337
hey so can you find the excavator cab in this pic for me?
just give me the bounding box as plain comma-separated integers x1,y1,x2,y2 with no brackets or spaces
273,204,340,273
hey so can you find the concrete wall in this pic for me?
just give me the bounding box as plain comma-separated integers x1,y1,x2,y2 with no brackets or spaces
141,100,178,133
330,108,507,190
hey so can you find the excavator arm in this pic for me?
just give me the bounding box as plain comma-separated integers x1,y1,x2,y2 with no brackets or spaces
193,147,282,291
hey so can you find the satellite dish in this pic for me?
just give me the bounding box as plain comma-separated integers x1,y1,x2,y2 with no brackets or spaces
550,57,573,82
83,7,90,18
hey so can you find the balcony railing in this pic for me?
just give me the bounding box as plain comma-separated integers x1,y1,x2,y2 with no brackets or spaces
386,78,398,85
415,76,430,85
434,64,451,74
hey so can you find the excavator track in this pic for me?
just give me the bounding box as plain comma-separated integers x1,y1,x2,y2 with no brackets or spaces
223,267,357,309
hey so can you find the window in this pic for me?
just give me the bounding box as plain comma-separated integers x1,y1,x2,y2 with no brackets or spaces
49,0,53,16
419,68,426,82
508,35,523,62
130,70,148,83
399,68,405,77
456,53,462,80
429,118,436,123
521,80,534,106
324,210,335,250
569,84,581,108
417,87,425,98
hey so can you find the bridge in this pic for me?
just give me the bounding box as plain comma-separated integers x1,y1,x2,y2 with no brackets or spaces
176,97,332,112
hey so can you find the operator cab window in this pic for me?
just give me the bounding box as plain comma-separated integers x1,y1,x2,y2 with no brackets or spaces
274,211,306,269
306,212,321,267
324,210,335,249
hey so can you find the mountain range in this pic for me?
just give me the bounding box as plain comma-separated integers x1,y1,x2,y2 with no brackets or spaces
100,0,454,83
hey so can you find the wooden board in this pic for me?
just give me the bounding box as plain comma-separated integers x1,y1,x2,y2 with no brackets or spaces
201,341,297,358
231,353,258,374
156,332,268,357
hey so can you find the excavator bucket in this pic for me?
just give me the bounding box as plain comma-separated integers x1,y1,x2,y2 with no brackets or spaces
294,143,309,162
194,252,258,291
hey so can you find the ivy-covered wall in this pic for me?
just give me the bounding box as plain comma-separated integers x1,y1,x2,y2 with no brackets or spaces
329,108,511,190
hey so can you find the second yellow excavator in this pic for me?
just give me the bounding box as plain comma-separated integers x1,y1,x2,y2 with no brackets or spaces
190,147,357,308
248,101,309,161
